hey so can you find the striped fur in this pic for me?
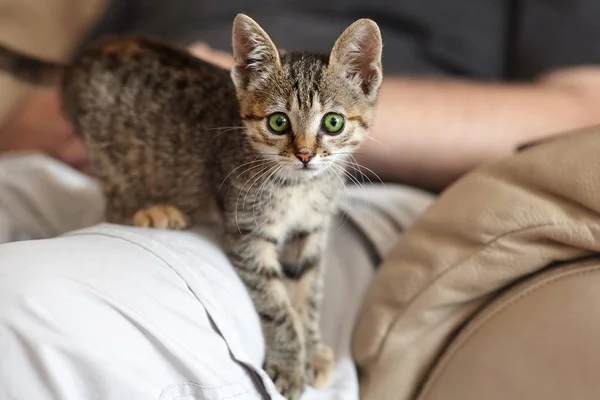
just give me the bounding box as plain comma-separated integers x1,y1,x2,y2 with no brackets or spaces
0,13,382,399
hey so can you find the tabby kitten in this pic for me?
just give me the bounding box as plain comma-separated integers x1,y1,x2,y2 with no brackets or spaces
0,14,383,399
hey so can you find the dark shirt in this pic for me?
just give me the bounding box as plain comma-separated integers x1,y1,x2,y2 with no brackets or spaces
81,0,600,81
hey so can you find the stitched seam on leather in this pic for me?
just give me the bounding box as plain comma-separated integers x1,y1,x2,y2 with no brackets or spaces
419,262,600,399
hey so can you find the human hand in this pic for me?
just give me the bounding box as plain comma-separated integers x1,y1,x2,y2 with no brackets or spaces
0,88,89,172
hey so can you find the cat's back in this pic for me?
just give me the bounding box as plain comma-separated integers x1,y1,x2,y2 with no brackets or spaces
62,35,239,135
62,36,241,224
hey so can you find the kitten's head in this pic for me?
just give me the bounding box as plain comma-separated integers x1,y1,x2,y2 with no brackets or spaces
230,14,382,181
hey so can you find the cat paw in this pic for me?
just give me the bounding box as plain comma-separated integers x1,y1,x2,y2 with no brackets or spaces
132,205,189,230
306,345,334,389
265,359,305,400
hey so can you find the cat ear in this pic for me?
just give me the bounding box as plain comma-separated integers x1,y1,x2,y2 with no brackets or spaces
329,19,383,99
231,14,281,90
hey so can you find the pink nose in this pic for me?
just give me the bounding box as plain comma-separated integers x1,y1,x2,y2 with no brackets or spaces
295,151,314,164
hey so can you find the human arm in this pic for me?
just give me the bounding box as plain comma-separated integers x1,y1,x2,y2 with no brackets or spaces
356,70,600,191
189,44,600,191
0,89,90,171
0,0,106,170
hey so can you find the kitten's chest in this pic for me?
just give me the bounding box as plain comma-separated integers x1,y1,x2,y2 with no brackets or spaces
261,182,336,237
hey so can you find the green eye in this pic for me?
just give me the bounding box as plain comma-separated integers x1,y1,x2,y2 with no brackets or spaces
267,112,290,134
322,113,345,134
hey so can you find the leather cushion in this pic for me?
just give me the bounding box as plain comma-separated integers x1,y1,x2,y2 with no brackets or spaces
352,125,600,400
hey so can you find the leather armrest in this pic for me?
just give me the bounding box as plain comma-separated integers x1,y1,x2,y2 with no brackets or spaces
419,257,600,400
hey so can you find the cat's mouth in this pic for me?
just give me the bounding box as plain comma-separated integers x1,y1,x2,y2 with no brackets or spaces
281,161,326,179
297,162,324,173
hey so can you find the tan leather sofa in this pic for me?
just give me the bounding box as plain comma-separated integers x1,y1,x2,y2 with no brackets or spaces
352,125,600,400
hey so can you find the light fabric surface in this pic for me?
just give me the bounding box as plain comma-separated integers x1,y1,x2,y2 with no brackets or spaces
352,124,600,400
0,153,433,400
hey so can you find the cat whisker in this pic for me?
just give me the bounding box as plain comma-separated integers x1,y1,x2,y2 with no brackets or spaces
218,157,273,192
336,157,373,185
235,166,271,234
232,162,277,207
335,157,385,186
350,158,386,186
235,163,278,233
327,163,351,201
205,126,246,131
365,135,382,145
325,164,352,228
208,126,247,142
267,166,287,213
253,166,283,228
264,175,277,216
224,160,274,204
239,163,277,211
255,165,283,211
238,163,282,230
335,161,370,185
232,160,277,181
330,162,372,219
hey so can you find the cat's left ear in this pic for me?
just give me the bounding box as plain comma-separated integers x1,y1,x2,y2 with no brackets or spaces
329,19,383,100
231,14,281,90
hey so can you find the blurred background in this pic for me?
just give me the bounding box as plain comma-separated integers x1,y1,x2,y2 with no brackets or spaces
1,0,600,191
80,0,600,80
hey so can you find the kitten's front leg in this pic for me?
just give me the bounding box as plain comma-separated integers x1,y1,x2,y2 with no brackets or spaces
102,191,188,229
224,231,306,400
280,231,335,389
131,204,189,229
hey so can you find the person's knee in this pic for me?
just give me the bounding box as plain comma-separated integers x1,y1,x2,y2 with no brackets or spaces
0,242,71,320
0,238,104,323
